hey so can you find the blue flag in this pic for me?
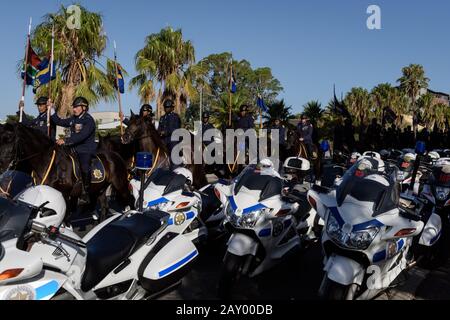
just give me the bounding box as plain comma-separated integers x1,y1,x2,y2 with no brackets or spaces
230,69,237,94
116,65,125,94
257,95,268,112
33,58,56,93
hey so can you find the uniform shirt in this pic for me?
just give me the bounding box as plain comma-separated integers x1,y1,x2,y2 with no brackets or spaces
269,125,286,146
21,111,56,141
235,115,254,131
297,123,313,144
158,112,181,142
51,112,97,154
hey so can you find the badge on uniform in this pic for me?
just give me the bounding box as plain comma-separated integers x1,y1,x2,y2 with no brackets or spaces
75,124,83,133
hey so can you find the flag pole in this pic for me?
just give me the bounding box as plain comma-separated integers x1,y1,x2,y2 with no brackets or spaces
47,24,55,137
20,17,32,123
228,61,232,127
113,40,124,137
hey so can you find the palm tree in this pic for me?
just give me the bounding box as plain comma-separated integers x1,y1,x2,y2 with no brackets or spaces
419,93,449,130
397,64,430,137
302,100,324,124
345,87,371,127
371,83,396,122
262,99,293,126
31,5,115,116
132,27,195,118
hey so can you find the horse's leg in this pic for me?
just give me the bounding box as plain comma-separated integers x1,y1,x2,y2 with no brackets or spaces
98,190,109,222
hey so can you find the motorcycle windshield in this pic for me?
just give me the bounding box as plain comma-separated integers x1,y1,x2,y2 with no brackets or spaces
336,163,399,216
0,197,32,243
147,169,187,195
234,166,282,201
0,171,34,199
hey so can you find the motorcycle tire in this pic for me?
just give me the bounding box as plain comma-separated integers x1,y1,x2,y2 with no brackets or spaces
320,277,357,300
217,253,246,300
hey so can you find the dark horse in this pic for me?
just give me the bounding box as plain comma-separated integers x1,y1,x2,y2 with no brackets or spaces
286,128,322,179
121,114,208,189
0,123,132,223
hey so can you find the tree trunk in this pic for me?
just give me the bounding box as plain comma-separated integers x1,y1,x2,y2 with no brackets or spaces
175,90,182,116
60,83,75,117
157,88,163,120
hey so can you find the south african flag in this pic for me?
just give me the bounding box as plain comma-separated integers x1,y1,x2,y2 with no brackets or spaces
21,41,42,86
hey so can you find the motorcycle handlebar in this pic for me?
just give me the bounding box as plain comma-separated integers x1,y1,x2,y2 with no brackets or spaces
32,222,87,248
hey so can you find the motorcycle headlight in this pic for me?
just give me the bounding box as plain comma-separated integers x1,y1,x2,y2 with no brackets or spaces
347,228,380,250
327,215,379,250
148,201,170,212
225,204,263,229
436,187,450,202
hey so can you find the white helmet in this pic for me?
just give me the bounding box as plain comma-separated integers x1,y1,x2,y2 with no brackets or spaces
403,153,417,162
428,151,440,161
259,158,275,170
283,157,310,171
173,167,193,185
357,156,385,173
362,151,381,160
15,186,66,228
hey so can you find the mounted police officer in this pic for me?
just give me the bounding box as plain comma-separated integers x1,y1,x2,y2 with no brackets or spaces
158,99,181,152
50,97,96,205
234,105,254,132
202,112,215,146
269,117,286,160
297,115,314,158
120,104,154,126
18,96,56,141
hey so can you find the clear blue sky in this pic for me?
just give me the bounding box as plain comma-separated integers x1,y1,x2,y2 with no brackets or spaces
1,0,449,120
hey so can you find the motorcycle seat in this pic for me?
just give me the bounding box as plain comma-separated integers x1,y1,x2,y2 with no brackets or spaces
81,213,167,292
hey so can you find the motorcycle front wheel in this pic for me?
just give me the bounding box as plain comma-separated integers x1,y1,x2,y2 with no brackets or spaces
319,277,358,300
217,252,246,300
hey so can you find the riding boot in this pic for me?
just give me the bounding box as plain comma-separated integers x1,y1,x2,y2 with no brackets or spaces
79,172,91,206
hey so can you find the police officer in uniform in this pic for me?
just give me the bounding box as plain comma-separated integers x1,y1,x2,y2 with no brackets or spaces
202,112,215,146
234,105,254,131
120,104,154,126
297,115,314,159
18,96,56,140
50,97,97,205
158,99,181,152
269,117,286,161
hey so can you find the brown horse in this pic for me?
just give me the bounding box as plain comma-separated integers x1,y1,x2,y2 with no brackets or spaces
286,128,322,179
0,123,132,223
121,115,208,189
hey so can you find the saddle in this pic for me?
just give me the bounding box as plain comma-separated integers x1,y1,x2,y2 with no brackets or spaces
69,155,106,184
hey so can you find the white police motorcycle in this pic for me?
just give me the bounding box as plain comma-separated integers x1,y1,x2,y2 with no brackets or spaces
129,154,223,243
307,155,442,300
0,170,198,300
215,159,315,298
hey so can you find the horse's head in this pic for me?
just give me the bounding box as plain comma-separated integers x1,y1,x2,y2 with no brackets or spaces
122,112,151,145
0,123,17,171
286,128,299,150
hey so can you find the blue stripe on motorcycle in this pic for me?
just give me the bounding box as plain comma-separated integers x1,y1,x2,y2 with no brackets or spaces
329,207,345,226
397,239,405,251
147,197,169,208
430,230,442,245
158,250,198,278
352,219,384,232
229,196,238,211
186,212,195,220
258,228,272,237
35,280,59,300
373,250,386,263
168,218,174,226
243,204,267,215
